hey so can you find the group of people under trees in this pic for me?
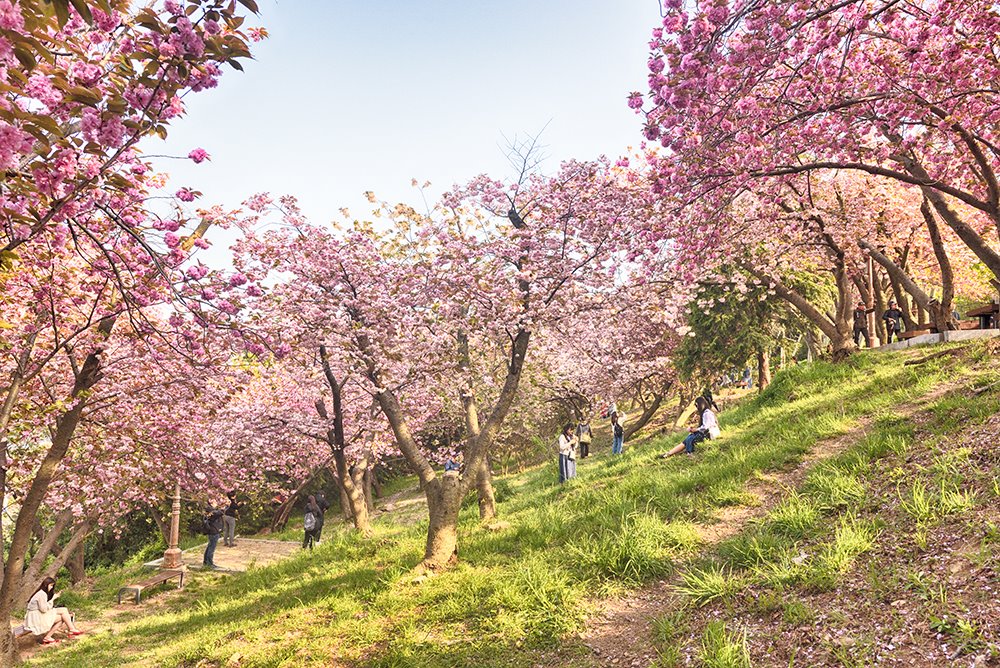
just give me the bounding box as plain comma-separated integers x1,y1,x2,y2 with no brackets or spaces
201,490,242,570
556,396,724,482
556,410,615,483
852,300,940,347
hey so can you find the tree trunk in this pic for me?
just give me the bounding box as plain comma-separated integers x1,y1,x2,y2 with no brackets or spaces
67,541,86,585
889,275,918,331
872,270,888,343
860,241,957,332
362,467,375,512
15,521,89,608
745,266,855,360
269,458,332,533
475,459,496,521
340,467,370,535
150,503,170,544
338,483,353,521
902,160,1000,289
422,476,462,569
921,198,957,328
624,381,671,440
757,349,772,391
0,319,112,667
318,346,371,536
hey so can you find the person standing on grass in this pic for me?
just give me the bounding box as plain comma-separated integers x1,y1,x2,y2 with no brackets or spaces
314,490,330,544
882,301,904,344
853,301,875,348
302,494,321,550
661,397,721,458
223,490,240,547
557,424,577,483
202,503,225,569
576,418,593,458
610,411,625,455
25,577,83,645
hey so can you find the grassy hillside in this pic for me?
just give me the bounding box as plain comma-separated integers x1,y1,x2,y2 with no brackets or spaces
25,341,1000,668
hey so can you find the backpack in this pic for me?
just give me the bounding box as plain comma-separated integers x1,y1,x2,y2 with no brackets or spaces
303,511,316,532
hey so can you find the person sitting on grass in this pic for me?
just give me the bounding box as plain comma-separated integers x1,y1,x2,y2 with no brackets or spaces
661,397,721,458
25,577,83,645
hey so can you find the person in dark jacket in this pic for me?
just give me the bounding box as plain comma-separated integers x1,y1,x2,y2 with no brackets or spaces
202,503,225,569
314,491,331,543
882,301,904,343
302,495,321,550
853,302,875,348
223,490,240,547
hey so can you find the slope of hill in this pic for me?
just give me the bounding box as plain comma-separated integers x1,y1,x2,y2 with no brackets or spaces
26,341,1000,668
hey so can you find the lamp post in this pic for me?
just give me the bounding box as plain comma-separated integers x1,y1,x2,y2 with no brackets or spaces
162,481,182,569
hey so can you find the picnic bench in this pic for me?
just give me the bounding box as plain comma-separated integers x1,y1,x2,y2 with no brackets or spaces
967,303,999,330
117,568,185,604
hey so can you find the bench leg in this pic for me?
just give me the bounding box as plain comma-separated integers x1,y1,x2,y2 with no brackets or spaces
135,589,141,604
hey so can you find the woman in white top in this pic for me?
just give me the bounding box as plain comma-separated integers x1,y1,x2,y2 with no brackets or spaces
661,397,720,458
557,424,577,483
24,577,82,644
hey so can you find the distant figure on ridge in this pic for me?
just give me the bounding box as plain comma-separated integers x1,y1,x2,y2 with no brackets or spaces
661,396,721,458
610,411,625,455
223,490,240,548
853,301,875,348
576,418,593,458
557,424,577,483
882,301,904,344
302,494,321,550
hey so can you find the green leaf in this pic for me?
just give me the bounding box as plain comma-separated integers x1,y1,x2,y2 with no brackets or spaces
68,0,93,24
52,0,70,27
13,46,36,71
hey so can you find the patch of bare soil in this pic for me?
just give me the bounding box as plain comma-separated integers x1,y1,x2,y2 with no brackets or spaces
577,381,968,668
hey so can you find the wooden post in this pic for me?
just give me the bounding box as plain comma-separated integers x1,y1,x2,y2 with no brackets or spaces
162,481,182,569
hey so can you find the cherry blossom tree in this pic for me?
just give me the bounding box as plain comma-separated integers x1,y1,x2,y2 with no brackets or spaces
633,0,1000,293
233,157,648,568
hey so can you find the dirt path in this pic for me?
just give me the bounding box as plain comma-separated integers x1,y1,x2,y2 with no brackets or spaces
577,382,960,667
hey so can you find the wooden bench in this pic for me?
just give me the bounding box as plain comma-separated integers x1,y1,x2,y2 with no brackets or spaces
117,569,185,604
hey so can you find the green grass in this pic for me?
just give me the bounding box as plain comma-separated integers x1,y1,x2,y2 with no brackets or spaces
26,342,999,668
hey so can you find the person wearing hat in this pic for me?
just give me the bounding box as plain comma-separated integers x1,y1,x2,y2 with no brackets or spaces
852,301,875,348
882,300,904,343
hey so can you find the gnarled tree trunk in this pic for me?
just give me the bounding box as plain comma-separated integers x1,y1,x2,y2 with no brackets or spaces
475,459,496,521
757,349,772,391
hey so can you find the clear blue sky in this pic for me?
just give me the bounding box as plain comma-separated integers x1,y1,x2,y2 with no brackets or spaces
154,0,659,238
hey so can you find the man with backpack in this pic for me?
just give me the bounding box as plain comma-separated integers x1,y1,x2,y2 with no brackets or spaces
202,503,225,569
302,495,321,550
